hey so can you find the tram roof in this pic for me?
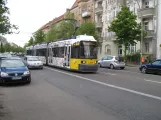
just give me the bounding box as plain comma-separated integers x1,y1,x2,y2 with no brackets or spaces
26,35,96,49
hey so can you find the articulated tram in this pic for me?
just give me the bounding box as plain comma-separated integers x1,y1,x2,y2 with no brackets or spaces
26,35,98,72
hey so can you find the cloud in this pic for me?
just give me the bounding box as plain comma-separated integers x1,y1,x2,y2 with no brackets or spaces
4,0,74,47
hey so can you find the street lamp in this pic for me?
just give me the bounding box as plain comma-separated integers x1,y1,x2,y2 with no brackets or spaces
135,0,144,64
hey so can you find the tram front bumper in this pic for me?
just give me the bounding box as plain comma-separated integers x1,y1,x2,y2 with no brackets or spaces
79,64,98,72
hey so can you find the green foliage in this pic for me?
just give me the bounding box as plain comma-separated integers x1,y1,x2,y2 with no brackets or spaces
46,21,75,42
108,6,142,61
0,43,5,53
76,21,99,44
126,52,140,63
146,55,153,63
28,37,34,46
64,11,75,19
0,43,24,53
33,30,46,44
0,0,18,35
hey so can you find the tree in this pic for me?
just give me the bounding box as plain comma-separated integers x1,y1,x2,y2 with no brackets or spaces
46,21,75,42
28,37,34,46
0,43,5,53
108,6,142,61
76,21,99,44
5,42,11,52
0,0,18,35
64,11,75,19
33,30,46,44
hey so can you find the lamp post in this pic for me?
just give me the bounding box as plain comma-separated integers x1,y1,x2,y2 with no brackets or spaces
135,0,144,64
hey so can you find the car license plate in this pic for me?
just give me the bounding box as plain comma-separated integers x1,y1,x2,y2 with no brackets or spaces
12,77,22,80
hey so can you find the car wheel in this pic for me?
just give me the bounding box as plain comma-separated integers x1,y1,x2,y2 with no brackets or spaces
98,63,102,68
141,67,147,74
27,80,31,84
120,67,125,70
110,64,115,69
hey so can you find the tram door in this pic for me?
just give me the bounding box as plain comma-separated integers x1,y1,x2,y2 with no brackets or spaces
64,45,71,67
48,47,53,64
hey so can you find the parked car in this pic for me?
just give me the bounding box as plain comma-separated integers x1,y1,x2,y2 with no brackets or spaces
0,57,31,84
139,59,161,74
24,56,43,69
98,56,125,69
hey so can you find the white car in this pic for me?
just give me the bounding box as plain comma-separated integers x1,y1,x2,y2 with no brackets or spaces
98,56,125,69
24,56,43,69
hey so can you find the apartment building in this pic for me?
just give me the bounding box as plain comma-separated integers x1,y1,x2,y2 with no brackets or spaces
135,0,157,59
156,0,161,58
69,0,95,24
94,0,103,46
98,0,157,59
39,14,64,34
39,0,95,34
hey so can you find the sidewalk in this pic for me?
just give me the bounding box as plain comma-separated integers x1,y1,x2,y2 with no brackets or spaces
126,64,140,67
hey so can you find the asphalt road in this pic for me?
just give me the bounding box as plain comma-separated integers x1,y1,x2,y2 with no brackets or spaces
0,66,161,120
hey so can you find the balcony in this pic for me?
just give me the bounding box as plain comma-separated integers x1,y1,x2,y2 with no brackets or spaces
96,22,103,28
145,30,155,38
95,7,103,14
82,11,91,18
138,8,155,18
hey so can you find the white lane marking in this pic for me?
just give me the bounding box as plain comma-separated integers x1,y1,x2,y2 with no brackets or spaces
144,79,161,84
101,68,139,74
98,72,116,76
44,66,161,101
118,70,139,74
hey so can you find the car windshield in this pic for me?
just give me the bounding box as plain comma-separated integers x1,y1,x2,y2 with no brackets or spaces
27,57,39,61
1,59,25,68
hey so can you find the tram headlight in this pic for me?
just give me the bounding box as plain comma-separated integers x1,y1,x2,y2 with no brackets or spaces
81,61,86,64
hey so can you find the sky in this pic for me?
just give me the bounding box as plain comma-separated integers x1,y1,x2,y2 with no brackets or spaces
4,0,75,47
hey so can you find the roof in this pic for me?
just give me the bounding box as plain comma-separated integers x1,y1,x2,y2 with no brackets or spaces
71,0,80,10
39,14,64,30
1,57,21,60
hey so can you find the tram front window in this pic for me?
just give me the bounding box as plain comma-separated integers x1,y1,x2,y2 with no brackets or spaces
80,41,97,59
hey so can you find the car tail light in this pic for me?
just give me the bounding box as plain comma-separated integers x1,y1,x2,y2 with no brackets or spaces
114,60,118,63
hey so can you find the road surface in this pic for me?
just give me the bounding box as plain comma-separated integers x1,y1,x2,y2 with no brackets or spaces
0,66,161,120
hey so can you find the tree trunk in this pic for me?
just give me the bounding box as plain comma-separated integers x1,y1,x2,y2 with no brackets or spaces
124,45,127,63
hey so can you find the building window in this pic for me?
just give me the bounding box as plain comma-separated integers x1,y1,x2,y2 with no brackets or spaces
128,44,136,54
98,1,102,8
145,43,149,52
144,22,149,30
144,1,149,8
118,45,122,56
106,1,107,8
105,44,111,55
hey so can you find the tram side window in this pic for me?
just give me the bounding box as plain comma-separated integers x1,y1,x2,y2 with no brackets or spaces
52,48,58,57
27,50,33,55
71,46,79,58
52,47,64,57
36,49,46,56
59,47,64,58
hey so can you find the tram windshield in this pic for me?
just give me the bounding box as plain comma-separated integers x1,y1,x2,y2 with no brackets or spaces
80,41,97,59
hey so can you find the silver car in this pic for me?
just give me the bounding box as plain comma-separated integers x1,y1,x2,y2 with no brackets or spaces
24,56,43,69
98,56,125,69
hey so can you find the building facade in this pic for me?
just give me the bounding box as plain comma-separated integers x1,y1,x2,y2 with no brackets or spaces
69,0,95,24
98,0,157,59
39,14,64,34
156,0,161,58
39,0,95,34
